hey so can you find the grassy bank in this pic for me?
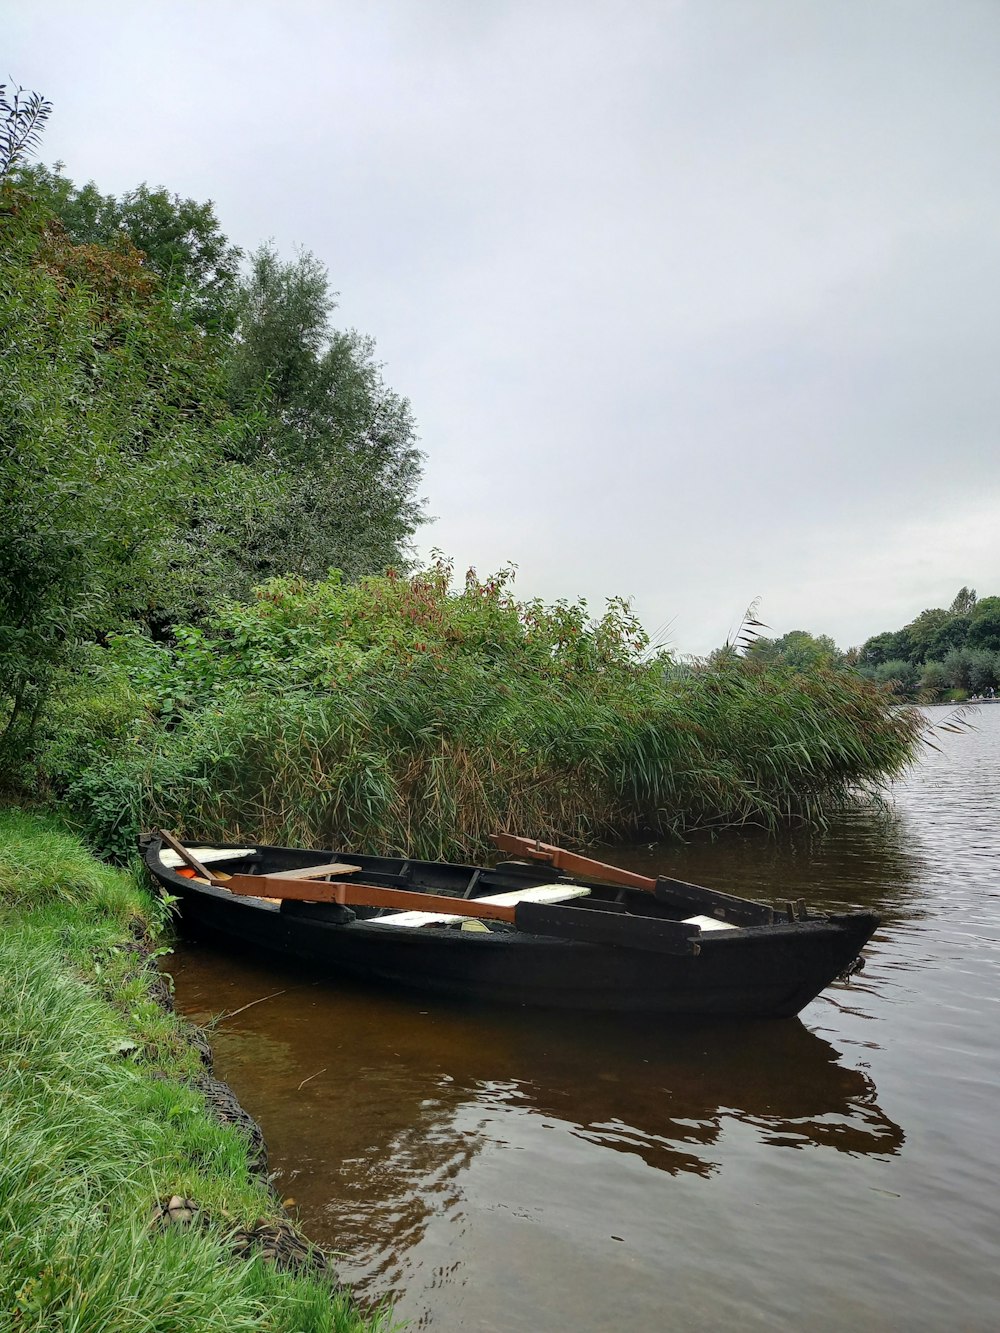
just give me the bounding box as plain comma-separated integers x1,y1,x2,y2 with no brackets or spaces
0,809,390,1333
41,565,925,863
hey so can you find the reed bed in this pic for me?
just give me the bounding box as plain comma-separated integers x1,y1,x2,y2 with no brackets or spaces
0,809,390,1333
47,568,925,862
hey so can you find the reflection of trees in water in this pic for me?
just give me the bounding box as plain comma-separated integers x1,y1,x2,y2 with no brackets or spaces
189,947,904,1304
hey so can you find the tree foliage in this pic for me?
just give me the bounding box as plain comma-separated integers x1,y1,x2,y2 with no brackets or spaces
727,584,999,703
13,164,242,332
0,182,245,762
0,93,425,769
857,587,1000,700
949,586,977,616
224,245,425,581
0,84,52,178
968,596,1000,653
749,630,841,670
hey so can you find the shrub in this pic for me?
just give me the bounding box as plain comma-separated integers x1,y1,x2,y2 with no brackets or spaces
48,565,924,862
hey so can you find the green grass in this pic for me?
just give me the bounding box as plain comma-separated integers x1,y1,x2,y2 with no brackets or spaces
0,810,393,1333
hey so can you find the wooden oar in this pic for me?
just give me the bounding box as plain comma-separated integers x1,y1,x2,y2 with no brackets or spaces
492,833,656,891
493,832,776,926
223,873,518,923
158,829,214,881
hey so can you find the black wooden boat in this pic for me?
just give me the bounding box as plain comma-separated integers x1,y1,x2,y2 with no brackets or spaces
142,833,879,1018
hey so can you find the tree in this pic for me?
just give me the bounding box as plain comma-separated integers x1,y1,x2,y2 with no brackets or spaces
224,245,425,581
928,614,970,659
749,630,841,669
918,660,949,701
942,648,972,693
0,84,51,178
859,628,915,667
905,607,951,662
949,586,977,616
874,659,920,697
1,98,427,771
966,649,999,694
13,164,242,332
968,596,1000,653
0,181,253,759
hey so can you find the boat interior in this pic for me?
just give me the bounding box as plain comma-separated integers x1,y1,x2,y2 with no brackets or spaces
152,840,782,935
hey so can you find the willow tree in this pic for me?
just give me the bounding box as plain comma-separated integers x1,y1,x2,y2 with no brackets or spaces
226,245,426,582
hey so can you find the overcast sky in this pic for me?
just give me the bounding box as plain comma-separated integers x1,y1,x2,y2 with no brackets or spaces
8,1,999,653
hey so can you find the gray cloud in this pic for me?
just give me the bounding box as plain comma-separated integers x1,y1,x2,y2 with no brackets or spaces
8,0,999,651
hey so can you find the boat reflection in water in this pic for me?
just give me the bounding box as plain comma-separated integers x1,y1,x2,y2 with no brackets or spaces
172,941,903,1300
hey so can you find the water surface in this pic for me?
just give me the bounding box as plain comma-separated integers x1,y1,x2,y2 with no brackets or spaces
168,705,1000,1331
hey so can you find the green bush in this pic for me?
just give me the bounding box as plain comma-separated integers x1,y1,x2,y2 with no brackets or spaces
48,564,924,862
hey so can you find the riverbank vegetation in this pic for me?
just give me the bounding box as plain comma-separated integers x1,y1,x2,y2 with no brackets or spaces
0,809,389,1332
35,561,923,863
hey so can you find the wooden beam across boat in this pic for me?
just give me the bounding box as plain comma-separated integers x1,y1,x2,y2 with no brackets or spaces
223,873,519,922
264,861,362,879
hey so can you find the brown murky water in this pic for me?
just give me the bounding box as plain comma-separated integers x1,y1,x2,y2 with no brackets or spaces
167,706,1000,1331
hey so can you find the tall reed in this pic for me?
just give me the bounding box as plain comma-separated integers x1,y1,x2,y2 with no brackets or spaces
48,565,924,861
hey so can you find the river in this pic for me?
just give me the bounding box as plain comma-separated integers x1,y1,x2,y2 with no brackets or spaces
167,704,1000,1331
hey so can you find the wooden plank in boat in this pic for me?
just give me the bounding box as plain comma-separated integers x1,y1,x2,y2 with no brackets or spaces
367,882,591,929
160,847,256,869
266,861,361,879
654,876,772,926
683,914,738,933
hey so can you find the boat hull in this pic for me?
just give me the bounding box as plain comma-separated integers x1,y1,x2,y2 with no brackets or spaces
145,840,878,1018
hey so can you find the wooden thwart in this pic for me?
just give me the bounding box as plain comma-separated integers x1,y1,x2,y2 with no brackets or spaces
160,846,255,869
265,861,361,880
366,883,592,929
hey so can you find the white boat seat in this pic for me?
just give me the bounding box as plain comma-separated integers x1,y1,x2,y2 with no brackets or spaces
682,914,738,932
160,847,256,868
368,882,591,928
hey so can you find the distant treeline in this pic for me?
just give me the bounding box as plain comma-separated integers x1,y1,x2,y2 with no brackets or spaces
747,587,1000,701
